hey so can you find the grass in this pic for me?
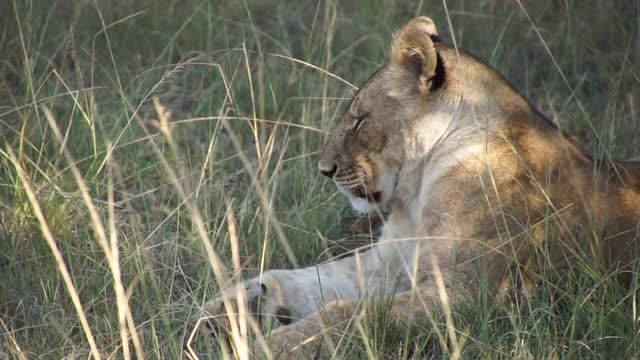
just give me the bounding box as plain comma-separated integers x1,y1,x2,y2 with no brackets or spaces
1,0,639,358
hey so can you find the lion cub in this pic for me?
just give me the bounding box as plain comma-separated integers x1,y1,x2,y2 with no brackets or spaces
199,16,640,357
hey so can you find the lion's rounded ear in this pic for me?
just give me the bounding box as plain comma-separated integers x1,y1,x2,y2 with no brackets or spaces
405,16,439,38
391,17,440,95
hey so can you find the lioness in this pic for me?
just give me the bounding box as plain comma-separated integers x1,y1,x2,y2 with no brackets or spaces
200,16,640,357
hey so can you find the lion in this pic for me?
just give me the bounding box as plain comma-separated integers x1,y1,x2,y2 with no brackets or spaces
198,16,640,358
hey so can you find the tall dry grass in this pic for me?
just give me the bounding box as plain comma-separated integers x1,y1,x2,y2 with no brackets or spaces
1,0,639,358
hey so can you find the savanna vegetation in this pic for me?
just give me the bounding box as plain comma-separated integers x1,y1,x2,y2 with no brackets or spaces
1,0,640,358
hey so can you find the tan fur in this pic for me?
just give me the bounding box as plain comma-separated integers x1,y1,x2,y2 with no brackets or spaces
200,17,640,358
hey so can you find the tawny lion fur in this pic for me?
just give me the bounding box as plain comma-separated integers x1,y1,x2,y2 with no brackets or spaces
199,16,640,358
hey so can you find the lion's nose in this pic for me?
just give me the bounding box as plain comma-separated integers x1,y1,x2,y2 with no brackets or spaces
319,163,337,179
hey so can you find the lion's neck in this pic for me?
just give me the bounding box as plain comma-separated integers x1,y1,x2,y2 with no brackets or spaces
394,105,498,229
389,88,583,234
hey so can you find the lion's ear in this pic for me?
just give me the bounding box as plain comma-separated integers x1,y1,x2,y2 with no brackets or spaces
391,17,440,95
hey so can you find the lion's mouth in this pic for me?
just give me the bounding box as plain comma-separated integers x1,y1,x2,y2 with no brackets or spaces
334,174,383,204
338,184,383,213
366,191,383,203
349,186,382,203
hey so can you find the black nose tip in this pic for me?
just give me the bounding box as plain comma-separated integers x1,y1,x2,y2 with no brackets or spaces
320,165,337,179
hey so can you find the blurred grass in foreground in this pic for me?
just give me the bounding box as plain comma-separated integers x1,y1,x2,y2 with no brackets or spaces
1,0,639,358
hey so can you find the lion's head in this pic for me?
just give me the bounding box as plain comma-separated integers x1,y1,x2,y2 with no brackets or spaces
318,17,453,213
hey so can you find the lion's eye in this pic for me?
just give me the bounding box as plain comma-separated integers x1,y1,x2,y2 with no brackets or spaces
353,113,369,132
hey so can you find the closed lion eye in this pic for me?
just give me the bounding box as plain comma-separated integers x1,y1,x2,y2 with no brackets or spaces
353,113,369,132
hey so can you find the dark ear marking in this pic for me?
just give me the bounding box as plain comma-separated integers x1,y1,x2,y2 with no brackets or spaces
391,18,439,96
429,53,446,90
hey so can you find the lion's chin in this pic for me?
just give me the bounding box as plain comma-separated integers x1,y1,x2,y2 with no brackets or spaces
348,191,383,214
349,197,378,214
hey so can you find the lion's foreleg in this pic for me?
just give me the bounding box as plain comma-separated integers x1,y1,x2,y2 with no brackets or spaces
269,277,467,357
201,252,372,338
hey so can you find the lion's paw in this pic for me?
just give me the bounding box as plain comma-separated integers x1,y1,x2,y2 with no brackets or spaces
269,325,323,359
197,275,292,338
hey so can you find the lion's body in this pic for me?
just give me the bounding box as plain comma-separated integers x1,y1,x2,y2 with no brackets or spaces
201,17,640,358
